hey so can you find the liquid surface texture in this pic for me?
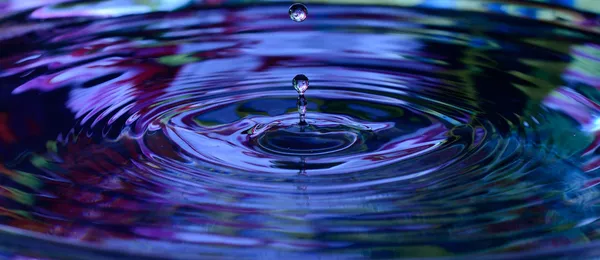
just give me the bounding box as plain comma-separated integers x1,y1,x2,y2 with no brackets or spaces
0,0,600,259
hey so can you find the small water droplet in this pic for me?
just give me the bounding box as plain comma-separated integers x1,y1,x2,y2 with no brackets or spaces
289,3,308,22
293,74,309,95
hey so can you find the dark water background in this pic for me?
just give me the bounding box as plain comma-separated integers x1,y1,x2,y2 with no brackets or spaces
1,0,600,259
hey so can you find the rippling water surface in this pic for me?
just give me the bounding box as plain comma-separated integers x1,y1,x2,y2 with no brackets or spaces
1,0,600,259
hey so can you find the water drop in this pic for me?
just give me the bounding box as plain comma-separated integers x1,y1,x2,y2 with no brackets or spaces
289,3,308,22
293,74,309,95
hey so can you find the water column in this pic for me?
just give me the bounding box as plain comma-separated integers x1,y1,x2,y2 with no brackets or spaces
294,74,309,126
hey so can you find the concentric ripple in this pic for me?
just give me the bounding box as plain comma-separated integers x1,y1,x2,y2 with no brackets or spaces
0,0,600,259
144,84,450,178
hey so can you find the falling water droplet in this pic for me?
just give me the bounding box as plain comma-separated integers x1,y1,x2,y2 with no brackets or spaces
293,74,309,95
289,3,308,22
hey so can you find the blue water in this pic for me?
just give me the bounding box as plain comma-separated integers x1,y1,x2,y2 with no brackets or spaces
0,0,600,259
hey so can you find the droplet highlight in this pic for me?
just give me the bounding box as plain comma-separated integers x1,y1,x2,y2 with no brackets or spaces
293,74,309,95
289,3,308,22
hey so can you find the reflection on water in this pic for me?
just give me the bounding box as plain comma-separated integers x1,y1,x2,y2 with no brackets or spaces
0,0,600,259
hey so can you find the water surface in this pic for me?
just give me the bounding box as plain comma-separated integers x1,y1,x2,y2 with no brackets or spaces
1,0,600,259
